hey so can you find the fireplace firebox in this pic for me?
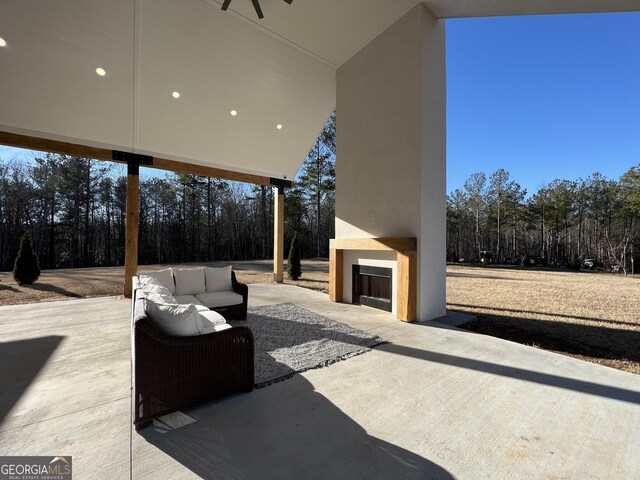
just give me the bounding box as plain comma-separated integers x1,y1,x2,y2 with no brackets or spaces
352,265,392,312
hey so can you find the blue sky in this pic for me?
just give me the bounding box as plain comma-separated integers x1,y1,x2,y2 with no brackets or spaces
446,12,640,196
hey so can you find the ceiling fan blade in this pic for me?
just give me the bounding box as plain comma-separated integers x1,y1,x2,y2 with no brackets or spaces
251,0,264,19
221,0,232,11
282,0,293,4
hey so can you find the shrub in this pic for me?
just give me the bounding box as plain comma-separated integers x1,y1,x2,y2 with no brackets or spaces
522,254,532,267
13,231,41,285
287,231,302,280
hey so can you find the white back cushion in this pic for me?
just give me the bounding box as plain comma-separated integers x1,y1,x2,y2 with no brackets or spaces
142,283,173,297
205,265,233,292
140,269,175,295
146,300,201,336
146,292,174,304
173,267,206,295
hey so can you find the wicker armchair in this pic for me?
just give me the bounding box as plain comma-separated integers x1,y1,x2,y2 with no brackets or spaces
213,270,248,320
132,286,254,430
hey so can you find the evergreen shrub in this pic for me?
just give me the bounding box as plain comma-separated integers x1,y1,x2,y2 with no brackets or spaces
287,231,302,280
13,231,41,285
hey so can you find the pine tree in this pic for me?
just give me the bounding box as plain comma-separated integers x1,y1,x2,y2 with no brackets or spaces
287,231,302,280
296,112,336,258
464,172,487,262
13,231,41,284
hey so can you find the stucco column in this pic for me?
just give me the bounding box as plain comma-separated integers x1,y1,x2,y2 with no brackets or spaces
335,4,446,320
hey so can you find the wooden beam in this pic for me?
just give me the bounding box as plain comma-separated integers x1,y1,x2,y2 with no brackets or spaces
124,172,139,298
273,190,285,283
152,157,273,186
0,131,113,161
329,248,344,302
329,237,417,252
396,250,417,322
0,130,283,186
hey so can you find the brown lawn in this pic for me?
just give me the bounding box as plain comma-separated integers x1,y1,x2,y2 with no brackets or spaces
447,264,640,374
1,261,638,374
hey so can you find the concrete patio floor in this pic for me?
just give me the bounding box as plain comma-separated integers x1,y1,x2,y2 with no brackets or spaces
1,285,639,479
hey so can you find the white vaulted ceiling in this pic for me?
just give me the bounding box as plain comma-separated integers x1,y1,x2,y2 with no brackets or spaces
1,0,639,180
208,0,420,67
210,0,640,66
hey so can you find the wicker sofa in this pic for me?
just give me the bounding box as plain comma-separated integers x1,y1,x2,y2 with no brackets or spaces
137,266,248,321
132,274,254,430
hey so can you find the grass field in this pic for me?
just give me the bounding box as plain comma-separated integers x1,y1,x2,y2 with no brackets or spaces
1,261,638,373
447,264,640,374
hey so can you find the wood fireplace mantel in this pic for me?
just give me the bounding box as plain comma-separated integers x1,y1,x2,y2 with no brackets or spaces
329,237,417,322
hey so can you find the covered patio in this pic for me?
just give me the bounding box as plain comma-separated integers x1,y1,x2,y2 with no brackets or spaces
1,290,638,478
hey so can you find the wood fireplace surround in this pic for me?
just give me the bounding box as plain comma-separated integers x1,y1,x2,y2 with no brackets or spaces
329,237,417,322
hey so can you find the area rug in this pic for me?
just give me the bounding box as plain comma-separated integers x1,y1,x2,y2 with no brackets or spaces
229,303,387,388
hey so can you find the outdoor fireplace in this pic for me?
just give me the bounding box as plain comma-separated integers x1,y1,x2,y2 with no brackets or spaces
352,265,393,312
329,237,417,322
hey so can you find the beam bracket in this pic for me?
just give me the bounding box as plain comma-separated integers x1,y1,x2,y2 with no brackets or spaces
112,150,153,175
270,177,292,195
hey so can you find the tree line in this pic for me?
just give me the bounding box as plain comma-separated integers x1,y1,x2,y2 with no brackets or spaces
0,114,336,272
447,166,640,273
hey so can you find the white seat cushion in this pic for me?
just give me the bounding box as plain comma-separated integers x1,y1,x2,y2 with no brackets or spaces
195,291,243,309
204,265,233,292
198,310,227,326
146,301,201,336
198,310,228,333
140,269,175,295
173,295,205,307
173,267,206,296
210,324,232,332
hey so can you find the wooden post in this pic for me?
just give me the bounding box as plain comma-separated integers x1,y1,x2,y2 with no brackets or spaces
397,250,417,322
124,171,139,298
329,248,343,302
273,188,284,283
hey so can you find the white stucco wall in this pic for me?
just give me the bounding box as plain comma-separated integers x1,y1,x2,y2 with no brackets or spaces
336,6,423,240
336,4,446,320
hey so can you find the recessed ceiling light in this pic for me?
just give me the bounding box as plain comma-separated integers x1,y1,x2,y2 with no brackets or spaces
172,91,180,99
0,38,6,47
95,67,106,76
230,110,237,116
276,124,283,130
